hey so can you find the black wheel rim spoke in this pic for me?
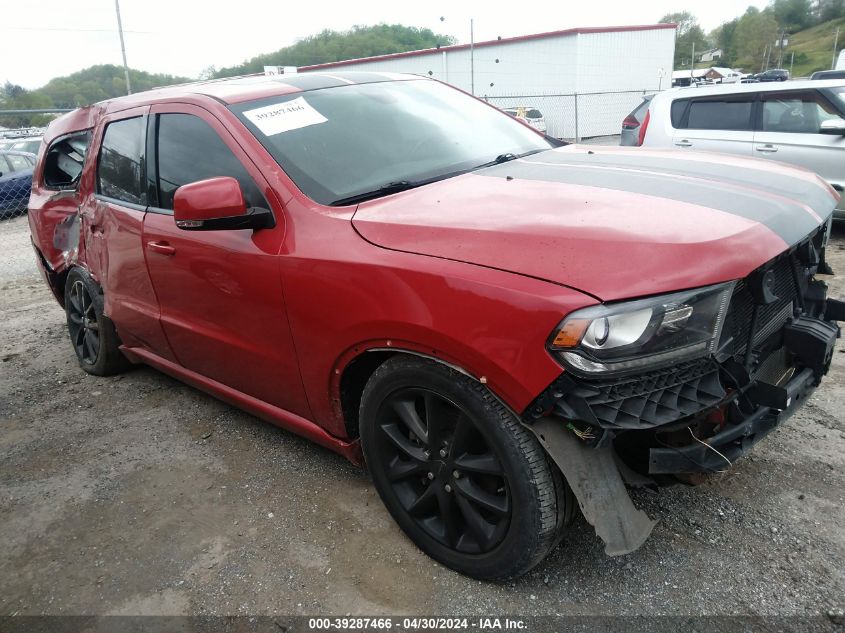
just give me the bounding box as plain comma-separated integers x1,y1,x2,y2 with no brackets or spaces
68,280,99,365
391,399,429,445
453,477,509,517
381,423,428,462
375,387,511,554
452,452,504,476
455,492,496,551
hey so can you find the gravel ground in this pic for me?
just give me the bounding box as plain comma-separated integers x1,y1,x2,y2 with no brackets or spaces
0,214,843,619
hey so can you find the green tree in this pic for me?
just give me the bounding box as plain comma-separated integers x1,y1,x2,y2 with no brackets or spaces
660,11,709,67
817,0,845,21
732,8,780,71
710,17,740,65
772,0,814,30
214,24,456,77
0,82,54,128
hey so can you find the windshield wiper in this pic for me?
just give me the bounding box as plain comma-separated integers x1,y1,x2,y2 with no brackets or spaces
472,149,546,171
330,180,420,206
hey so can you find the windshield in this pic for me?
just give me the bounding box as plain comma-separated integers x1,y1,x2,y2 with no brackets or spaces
230,79,553,205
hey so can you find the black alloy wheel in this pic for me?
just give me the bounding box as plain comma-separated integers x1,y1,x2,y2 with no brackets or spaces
64,267,129,376
67,278,100,365
375,387,511,554
360,356,573,580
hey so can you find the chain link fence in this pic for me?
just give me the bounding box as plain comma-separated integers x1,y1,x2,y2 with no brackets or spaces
1,137,40,281
484,89,655,141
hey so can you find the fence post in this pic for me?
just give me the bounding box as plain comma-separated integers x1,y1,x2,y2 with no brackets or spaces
574,93,580,143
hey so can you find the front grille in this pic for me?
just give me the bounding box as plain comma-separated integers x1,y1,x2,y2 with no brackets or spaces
554,357,725,429
722,255,799,357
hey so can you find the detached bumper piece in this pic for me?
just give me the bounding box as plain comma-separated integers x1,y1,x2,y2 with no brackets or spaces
648,367,815,473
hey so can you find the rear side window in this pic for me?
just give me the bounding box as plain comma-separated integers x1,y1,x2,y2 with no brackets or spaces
44,131,90,190
761,90,842,134
670,100,688,128
526,109,543,119
97,117,144,205
154,113,266,211
686,98,754,131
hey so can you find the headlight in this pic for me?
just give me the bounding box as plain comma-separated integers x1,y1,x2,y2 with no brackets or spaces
549,282,734,376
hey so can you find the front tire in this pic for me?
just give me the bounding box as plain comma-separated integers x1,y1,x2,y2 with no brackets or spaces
64,268,129,376
360,356,572,580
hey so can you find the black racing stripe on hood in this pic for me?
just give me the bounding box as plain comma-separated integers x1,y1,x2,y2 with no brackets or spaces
479,157,826,247
523,150,836,213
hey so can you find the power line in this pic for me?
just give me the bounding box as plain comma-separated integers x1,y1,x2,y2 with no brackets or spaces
0,26,150,33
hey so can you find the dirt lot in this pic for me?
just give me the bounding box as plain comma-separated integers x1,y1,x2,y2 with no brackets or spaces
1,213,844,619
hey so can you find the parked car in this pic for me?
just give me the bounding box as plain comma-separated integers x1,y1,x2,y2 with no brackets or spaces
756,68,790,82
29,72,842,580
502,106,547,133
0,150,36,217
811,69,845,80
620,95,654,146
630,79,845,219
9,137,43,155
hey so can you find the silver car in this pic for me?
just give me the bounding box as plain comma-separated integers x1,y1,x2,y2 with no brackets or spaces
637,80,845,219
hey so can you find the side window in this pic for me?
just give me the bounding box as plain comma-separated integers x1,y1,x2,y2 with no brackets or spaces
154,113,267,211
97,117,144,205
686,97,754,131
761,90,842,134
670,100,689,128
44,130,91,190
0,155,10,174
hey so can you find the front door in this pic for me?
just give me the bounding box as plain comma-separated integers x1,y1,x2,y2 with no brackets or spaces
141,104,310,418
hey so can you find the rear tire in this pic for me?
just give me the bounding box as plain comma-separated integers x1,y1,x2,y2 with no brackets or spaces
360,356,573,580
64,267,129,376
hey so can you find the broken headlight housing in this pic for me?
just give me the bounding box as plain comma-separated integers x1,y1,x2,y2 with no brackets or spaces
549,282,735,376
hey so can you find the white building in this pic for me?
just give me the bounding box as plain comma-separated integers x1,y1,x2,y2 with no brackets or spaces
300,24,676,138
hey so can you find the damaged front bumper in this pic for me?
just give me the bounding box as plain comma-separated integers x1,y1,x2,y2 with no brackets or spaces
523,230,842,555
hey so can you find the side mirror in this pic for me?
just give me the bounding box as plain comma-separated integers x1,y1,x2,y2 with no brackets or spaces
173,176,274,231
819,118,845,136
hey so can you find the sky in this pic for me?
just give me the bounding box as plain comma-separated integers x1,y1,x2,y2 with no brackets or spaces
2,0,770,89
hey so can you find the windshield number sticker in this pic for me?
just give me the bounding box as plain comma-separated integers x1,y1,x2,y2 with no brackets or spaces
243,97,327,136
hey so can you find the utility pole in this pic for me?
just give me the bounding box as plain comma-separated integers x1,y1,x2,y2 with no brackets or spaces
690,41,695,83
470,19,475,96
790,51,795,76
114,0,131,95
833,27,841,70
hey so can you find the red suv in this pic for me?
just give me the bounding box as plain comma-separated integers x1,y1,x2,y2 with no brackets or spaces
28,72,843,580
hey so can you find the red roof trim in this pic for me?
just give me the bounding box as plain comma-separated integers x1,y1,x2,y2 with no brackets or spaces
300,24,676,71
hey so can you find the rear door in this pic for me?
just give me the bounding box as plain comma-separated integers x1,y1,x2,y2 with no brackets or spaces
671,93,756,155
81,108,175,360
27,131,91,271
142,103,310,418
752,89,845,197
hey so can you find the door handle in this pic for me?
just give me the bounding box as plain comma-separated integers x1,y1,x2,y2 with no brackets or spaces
674,140,692,147
146,240,176,256
756,144,778,153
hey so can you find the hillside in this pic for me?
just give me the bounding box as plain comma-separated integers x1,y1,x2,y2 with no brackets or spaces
40,64,190,108
0,64,189,128
213,24,455,78
781,16,845,76
692,16,845,76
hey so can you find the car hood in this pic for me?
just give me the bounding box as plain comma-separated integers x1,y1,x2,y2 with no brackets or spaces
352,146,837,301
